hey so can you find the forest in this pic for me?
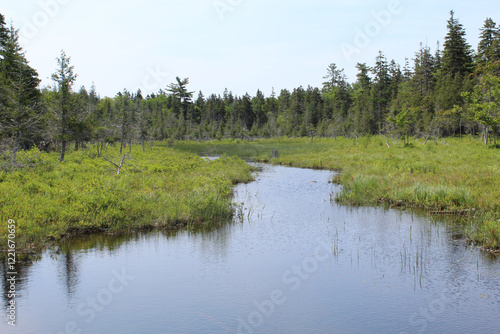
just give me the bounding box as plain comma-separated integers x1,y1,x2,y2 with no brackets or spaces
1,10,500,251
1,10,499,167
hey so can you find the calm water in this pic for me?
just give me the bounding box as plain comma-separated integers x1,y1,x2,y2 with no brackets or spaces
1,163,499,334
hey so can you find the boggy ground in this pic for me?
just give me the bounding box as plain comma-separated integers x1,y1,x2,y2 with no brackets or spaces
174,136,500,251
0,145,253,252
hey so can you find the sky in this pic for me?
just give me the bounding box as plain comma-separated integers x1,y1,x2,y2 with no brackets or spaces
1,0,499,98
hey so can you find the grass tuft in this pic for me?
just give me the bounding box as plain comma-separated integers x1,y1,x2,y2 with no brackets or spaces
174,136,500,250
0,146,253,252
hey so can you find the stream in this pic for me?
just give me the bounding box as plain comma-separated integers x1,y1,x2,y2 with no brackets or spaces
1,163,499,333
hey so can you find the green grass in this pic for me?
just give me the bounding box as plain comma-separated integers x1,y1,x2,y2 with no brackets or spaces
0,145,253,252
173,136,500,251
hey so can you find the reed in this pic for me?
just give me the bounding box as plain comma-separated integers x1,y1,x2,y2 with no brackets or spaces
174,136,500,250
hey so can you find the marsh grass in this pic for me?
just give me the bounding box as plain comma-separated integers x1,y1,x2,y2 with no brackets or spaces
174,136,500,250
0,145,253,252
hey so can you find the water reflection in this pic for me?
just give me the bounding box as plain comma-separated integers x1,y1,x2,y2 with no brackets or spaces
0,257,33,310
0,163,498,334
57,251,80,302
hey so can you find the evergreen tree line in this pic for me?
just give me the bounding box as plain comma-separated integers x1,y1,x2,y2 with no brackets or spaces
1,11,500,164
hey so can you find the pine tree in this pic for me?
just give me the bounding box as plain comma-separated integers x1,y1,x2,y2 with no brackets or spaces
389,59,403,100
351,63,373,134
412,44,437,96
51,50,77,162
371,51,392,132
322,63,351,119
477,18,500,65
115,90,133,154
166,77,194,116
441,11,474,77
0,24,41,165
322,63,348,91
252,89,266,127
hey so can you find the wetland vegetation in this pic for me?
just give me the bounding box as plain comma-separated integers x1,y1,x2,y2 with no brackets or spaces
1,11,499,253
0,145,253,251
174,136,500,251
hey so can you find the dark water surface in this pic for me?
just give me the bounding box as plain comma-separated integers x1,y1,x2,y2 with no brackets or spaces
1,164,499,333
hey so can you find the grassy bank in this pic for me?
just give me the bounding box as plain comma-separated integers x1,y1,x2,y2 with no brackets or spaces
0,146,253,252
174,137,500,251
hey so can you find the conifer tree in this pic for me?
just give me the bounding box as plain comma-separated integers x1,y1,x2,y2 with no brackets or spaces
323,63,351,116
477,18,500,65
351,63,373,134
51,50,77,162
0,23,41,165
412,44,437,96
441,11,474,77
371,51,392,132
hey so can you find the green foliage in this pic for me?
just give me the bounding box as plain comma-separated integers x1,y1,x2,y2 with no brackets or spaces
50,50,78,162
176,137,500,250
477,18,500,65
2,10,500,159
0,146,253,251
441,10,474,77
387,108,416,145
462,61,500,144
469,219,500,250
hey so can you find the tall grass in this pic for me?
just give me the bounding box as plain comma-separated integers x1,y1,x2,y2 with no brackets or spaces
174,136,500,251
0,145,253,251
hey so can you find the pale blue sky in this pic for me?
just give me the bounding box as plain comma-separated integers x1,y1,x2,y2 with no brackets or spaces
1,0,498,98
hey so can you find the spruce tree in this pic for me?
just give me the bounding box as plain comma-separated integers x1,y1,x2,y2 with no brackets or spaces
51,50,77,162
477,18,500,65
371,51,392,132
0,24,41,165
351,63,373,134
322,63,351,119
441,11,474,77
166,77,194,116
412,44,437,96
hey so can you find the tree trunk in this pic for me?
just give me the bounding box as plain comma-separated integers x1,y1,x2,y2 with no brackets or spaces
60,91,67,163
60,140,66,162
120,120,125,155
12,132,19,166
459,116,462,140
117,155,126,175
